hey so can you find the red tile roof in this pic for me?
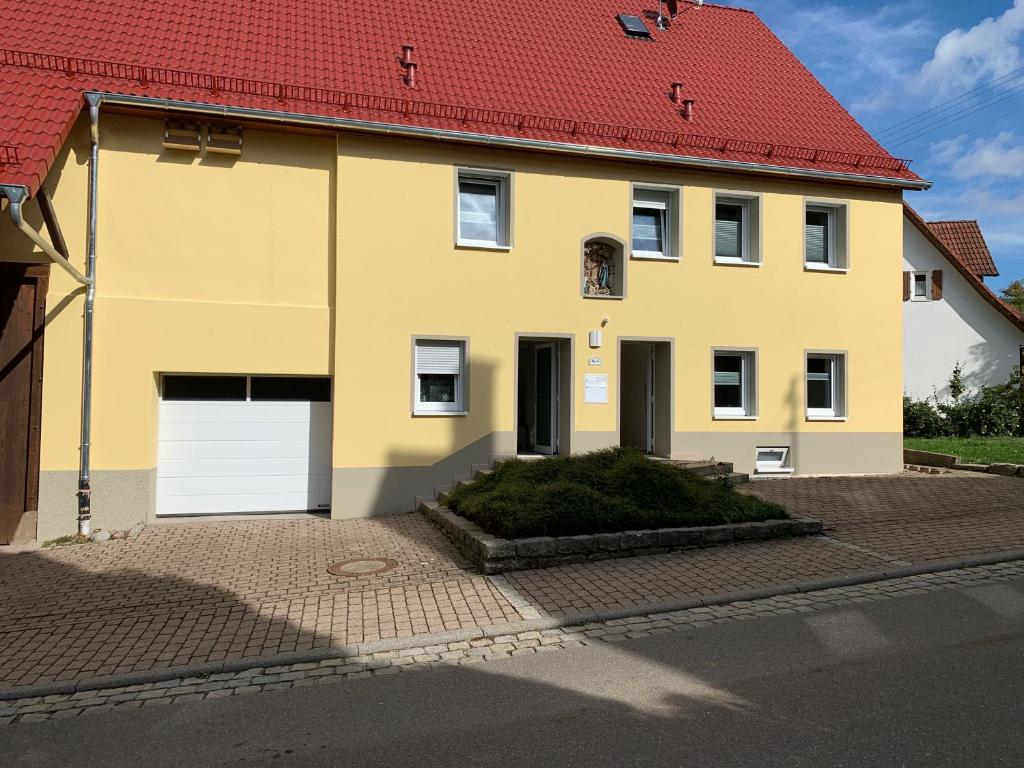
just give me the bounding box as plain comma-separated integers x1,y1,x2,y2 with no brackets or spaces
925,220,999,279
0,0,925,195
905,205,1024,334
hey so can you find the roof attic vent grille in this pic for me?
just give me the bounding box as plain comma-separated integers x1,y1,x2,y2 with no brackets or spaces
617,14,652,38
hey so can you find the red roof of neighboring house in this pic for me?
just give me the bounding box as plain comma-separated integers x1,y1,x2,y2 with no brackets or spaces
925,220,999,279
905,205,1024,334
0,0,925,196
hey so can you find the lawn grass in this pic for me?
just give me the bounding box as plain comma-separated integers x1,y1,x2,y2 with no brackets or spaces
904,436,1024,465
446,447,787,539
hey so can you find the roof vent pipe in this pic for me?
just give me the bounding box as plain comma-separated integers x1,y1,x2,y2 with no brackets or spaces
681,98,695,122
670,82,684,105
400,45,417,88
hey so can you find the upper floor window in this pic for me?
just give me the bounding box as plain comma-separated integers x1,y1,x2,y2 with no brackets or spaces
804,202,849,271
904,270,942,302
456,169,510,248
414,338,467,415
714,192,760,265
631,186,679,260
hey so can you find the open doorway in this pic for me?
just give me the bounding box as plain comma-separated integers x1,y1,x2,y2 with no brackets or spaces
619,340,672,456
517,337,572,455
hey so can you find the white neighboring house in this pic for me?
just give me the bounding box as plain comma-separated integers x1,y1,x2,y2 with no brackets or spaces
903,205,1024,402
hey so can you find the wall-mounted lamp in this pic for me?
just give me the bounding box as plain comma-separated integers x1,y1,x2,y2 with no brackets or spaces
589,330,603,348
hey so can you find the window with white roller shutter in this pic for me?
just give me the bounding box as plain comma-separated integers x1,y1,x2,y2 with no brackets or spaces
414,339,466,414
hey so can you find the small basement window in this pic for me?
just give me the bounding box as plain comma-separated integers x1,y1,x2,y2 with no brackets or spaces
755,446,793,475
714,193,760,264
414,339,467,414
713,350,756,418
632,186,679,260
456,169,511,248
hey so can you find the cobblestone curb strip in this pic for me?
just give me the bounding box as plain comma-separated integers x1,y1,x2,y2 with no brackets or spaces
903,449,1024,477
4,546,1023,710
419,500,824,573
3,557,1024,724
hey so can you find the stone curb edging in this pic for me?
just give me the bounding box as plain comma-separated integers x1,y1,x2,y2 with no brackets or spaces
420,501,823,573
903,448,1024,477
4,545,1024,703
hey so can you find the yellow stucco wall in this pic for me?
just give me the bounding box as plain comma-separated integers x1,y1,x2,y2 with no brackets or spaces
1,111,904,528
0,113,335,473
334,134,903,468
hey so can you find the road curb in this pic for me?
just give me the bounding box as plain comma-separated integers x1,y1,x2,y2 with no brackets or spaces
3,546,1024,702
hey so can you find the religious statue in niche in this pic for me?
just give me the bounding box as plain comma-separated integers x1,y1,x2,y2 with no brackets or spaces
583,240,617,296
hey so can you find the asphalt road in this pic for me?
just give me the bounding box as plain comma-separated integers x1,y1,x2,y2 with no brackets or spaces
5,574,1024,767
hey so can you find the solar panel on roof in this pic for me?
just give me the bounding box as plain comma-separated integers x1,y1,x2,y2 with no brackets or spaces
617,14,651,38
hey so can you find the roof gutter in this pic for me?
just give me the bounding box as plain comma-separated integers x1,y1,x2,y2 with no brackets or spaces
86,92,932,191
0,185,91,285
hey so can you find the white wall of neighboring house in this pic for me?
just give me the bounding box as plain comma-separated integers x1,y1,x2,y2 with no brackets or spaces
903,217,1024,402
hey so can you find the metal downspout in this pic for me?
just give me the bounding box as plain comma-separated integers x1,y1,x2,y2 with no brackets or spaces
78,94,101,536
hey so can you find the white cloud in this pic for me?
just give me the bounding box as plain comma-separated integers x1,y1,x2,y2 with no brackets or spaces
739,1,936,114
929,130,1024,179
916,1,1024,97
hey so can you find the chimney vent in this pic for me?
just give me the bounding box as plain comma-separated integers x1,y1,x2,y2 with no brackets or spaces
681,99,695,122
670,82,684,105
400,45,417,87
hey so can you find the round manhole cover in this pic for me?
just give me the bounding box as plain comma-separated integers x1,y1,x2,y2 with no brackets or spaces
327,558,399,577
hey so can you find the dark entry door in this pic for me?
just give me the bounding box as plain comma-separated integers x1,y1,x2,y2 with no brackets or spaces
0,264,48,545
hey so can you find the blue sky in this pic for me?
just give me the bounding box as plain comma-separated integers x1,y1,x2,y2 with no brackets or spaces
724,0,1024,292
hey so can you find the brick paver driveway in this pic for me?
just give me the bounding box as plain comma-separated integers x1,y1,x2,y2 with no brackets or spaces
1,471,1021,690
501,472,1024,616
0,516,519,688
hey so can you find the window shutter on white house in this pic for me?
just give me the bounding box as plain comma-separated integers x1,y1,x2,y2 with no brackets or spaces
416,341,462,374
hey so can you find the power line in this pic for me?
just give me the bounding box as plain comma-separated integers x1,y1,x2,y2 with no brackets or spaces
888,96,1024,149
875,66,1024,139
882,81,1024,146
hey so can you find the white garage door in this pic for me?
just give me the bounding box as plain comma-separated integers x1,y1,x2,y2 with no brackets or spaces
157,375,332,516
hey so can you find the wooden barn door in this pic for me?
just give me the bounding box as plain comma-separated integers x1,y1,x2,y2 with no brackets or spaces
0,264,48,545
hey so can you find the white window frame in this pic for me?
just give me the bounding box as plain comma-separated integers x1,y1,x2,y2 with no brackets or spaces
714,192,760,266
755,446,794,475
456,168,511,249
911,271,931,302
712,349,757,419
413,338,468,416
804,201,849,272
806,352,847,420
631,185,679,260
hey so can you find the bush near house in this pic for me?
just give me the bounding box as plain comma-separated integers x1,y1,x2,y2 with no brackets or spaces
903,366,1023,439
446,447,787,539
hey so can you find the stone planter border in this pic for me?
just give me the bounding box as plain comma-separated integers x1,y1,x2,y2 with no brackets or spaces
903,449,1024,477
420,502,823,574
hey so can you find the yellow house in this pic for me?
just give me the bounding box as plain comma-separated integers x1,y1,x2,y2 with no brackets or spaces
0,1,929,544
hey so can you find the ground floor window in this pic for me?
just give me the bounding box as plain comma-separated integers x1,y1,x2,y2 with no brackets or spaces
414,339,466,414
713,350,756,418
806,353,846,419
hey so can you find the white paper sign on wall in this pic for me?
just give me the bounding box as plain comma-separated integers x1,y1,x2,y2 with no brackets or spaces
584,374,608,404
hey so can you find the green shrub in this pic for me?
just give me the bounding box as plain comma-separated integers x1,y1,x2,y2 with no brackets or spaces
903,396,943,438
905,367,1023,439
446,447,786,538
